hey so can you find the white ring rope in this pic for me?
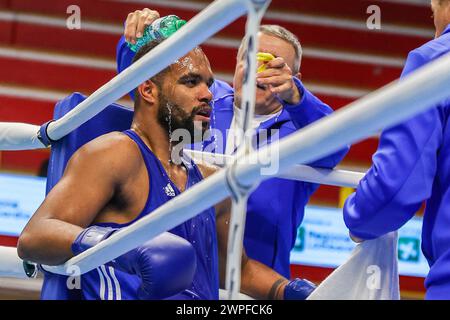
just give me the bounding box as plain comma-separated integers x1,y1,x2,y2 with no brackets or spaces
0,123,45,150
184,150,364,189
0,246,31,279
38,49,450,276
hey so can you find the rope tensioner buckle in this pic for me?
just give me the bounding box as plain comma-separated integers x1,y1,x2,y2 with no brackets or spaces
225,161,254,202
37,120,56,147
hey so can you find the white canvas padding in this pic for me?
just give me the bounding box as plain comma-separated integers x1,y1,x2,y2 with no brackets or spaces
0,246,28,279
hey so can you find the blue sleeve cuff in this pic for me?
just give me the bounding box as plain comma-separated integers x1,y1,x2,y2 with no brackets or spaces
349,230,379,241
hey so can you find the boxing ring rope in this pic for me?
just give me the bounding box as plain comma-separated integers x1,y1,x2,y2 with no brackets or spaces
184,150,365,188
0,246,33,279
39,50,450,279
0,123,43,150
0,243,250,299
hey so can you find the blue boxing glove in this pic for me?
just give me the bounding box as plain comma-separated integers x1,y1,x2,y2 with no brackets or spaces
72,226,197,300
284,278,316,300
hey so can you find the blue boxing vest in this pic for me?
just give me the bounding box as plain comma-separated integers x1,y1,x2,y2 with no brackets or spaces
82,130,219,300
44,129,219,300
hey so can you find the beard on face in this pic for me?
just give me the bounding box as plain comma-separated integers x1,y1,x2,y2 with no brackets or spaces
157,92,208,142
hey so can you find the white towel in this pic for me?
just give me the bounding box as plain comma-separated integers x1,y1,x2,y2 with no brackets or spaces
308,232,400,300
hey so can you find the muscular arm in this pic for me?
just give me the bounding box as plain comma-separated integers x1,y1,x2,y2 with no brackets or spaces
17,134,137,265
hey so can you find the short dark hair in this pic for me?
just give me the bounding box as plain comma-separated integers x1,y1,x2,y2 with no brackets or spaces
131,38,171,107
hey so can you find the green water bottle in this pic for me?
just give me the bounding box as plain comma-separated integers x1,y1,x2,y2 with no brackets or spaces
127,15,187,52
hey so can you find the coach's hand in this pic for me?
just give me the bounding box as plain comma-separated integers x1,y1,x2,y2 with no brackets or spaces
283,278,316,300
72,226,197,300
125,8,160,44
256,56,301,105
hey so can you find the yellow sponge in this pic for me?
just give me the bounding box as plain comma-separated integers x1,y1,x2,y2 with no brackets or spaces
257,52,275,72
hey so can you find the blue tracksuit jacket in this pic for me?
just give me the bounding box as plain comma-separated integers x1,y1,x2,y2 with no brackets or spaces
344,24,450,299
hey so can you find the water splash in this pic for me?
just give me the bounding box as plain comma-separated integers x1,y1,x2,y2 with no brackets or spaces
182,56,195,72
173,56,194,72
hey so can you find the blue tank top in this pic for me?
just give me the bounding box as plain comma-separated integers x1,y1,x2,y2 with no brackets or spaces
42,130,219,300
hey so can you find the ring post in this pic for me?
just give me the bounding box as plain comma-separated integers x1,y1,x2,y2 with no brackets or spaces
225,0,272,301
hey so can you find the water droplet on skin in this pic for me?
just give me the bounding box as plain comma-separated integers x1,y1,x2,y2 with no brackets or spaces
166,103,173,180
177,56,194,72
210,100,218,153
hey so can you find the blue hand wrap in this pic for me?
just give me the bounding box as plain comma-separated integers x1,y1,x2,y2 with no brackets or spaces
284,278,316,300
71,226,117,256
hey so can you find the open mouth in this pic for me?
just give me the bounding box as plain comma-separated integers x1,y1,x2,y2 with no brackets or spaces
195,106,212,119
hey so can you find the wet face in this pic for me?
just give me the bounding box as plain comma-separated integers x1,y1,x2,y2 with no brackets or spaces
233,32,298,114
157,48,214,140
431,0,450,38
